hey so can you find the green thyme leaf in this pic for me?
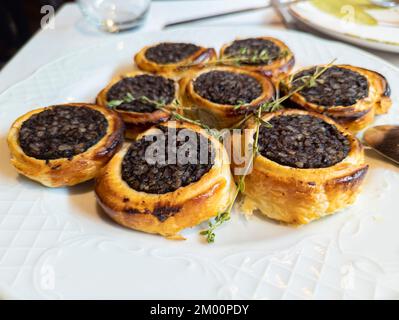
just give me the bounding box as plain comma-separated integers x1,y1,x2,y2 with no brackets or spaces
259,119,273,128
125,92,134,102
107,100,124,108
234,99,246,110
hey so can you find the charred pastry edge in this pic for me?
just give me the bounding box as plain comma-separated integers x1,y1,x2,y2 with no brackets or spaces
372,69,391,98
95,121,236,238
286,64,392,133
134,43,217,78
234,109,368,225
219,37,295,83
179,66,275,129
7,103,125,187
96,70,179,139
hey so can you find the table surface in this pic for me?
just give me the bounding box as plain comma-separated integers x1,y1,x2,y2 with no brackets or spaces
1,0,398,95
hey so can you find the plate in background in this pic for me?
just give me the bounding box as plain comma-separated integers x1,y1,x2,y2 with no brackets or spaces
289,1,399,53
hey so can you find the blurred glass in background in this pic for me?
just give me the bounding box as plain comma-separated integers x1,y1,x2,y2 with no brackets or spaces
77,0,151,32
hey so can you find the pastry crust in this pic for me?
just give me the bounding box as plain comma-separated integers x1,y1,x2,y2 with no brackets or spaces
219,37,295,83
179,66,275,129
7,103,124,187
234,109,368,225
95,121,236,238
286,64,392,133
96,71,177,139
134,43,217,78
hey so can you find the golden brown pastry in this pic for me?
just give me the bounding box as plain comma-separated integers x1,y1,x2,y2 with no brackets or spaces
286,64,391,133
96,71,178,139
219,37,295,82
95,121,236,238
7,103,124,187
134,42,216,78
235,109,368,225
179,66,275,129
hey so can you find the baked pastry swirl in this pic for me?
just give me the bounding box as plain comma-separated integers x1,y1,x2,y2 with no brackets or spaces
7,103,124,187
180,66,275,129
95,121,236,238
219,37,295,82
134,42,216,78
236,109,368,224
286,64,392,132
97,71,178,139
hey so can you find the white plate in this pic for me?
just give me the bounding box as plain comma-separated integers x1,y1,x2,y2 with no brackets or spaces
1,27,399,300
289,2,399,53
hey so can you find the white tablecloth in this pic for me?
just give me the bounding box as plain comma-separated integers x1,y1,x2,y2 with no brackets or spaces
1,0,398,94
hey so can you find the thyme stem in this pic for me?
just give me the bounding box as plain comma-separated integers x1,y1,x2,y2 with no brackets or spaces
180,48,290,70
108,61,337,243
200,60,336,243
108,95,220,138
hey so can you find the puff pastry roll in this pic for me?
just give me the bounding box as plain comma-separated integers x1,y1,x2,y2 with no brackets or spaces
180,66,275,129
135,42,216,78
97,71,179,139
219,37,295,82
286,64,391,133
236,109,368,225
95,121,236,238
7,103,124,187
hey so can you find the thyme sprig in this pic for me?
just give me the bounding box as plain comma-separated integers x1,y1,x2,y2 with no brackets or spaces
200,60,336,243
180,48,290,70
108,61,337,244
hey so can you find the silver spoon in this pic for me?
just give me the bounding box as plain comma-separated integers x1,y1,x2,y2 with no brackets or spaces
370,0,399,7
363,125,399,165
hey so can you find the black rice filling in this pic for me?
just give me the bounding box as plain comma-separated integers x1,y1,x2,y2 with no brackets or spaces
223,38,282,65
19,105,108,160
258,114,350,168
122,126,215,194
145,42,200,64
193,70,262,105
292,66,369,107
106,75,175,113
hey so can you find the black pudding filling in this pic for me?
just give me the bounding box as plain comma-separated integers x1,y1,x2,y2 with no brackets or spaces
106,75,175,113
258,114,350,168
223,38,282,65
145,42,200,64
122,126,215,194
19,105,108,160
193,70,262,105
292,66,369,107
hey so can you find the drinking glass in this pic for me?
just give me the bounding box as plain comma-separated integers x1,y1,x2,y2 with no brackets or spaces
78,0,151,32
